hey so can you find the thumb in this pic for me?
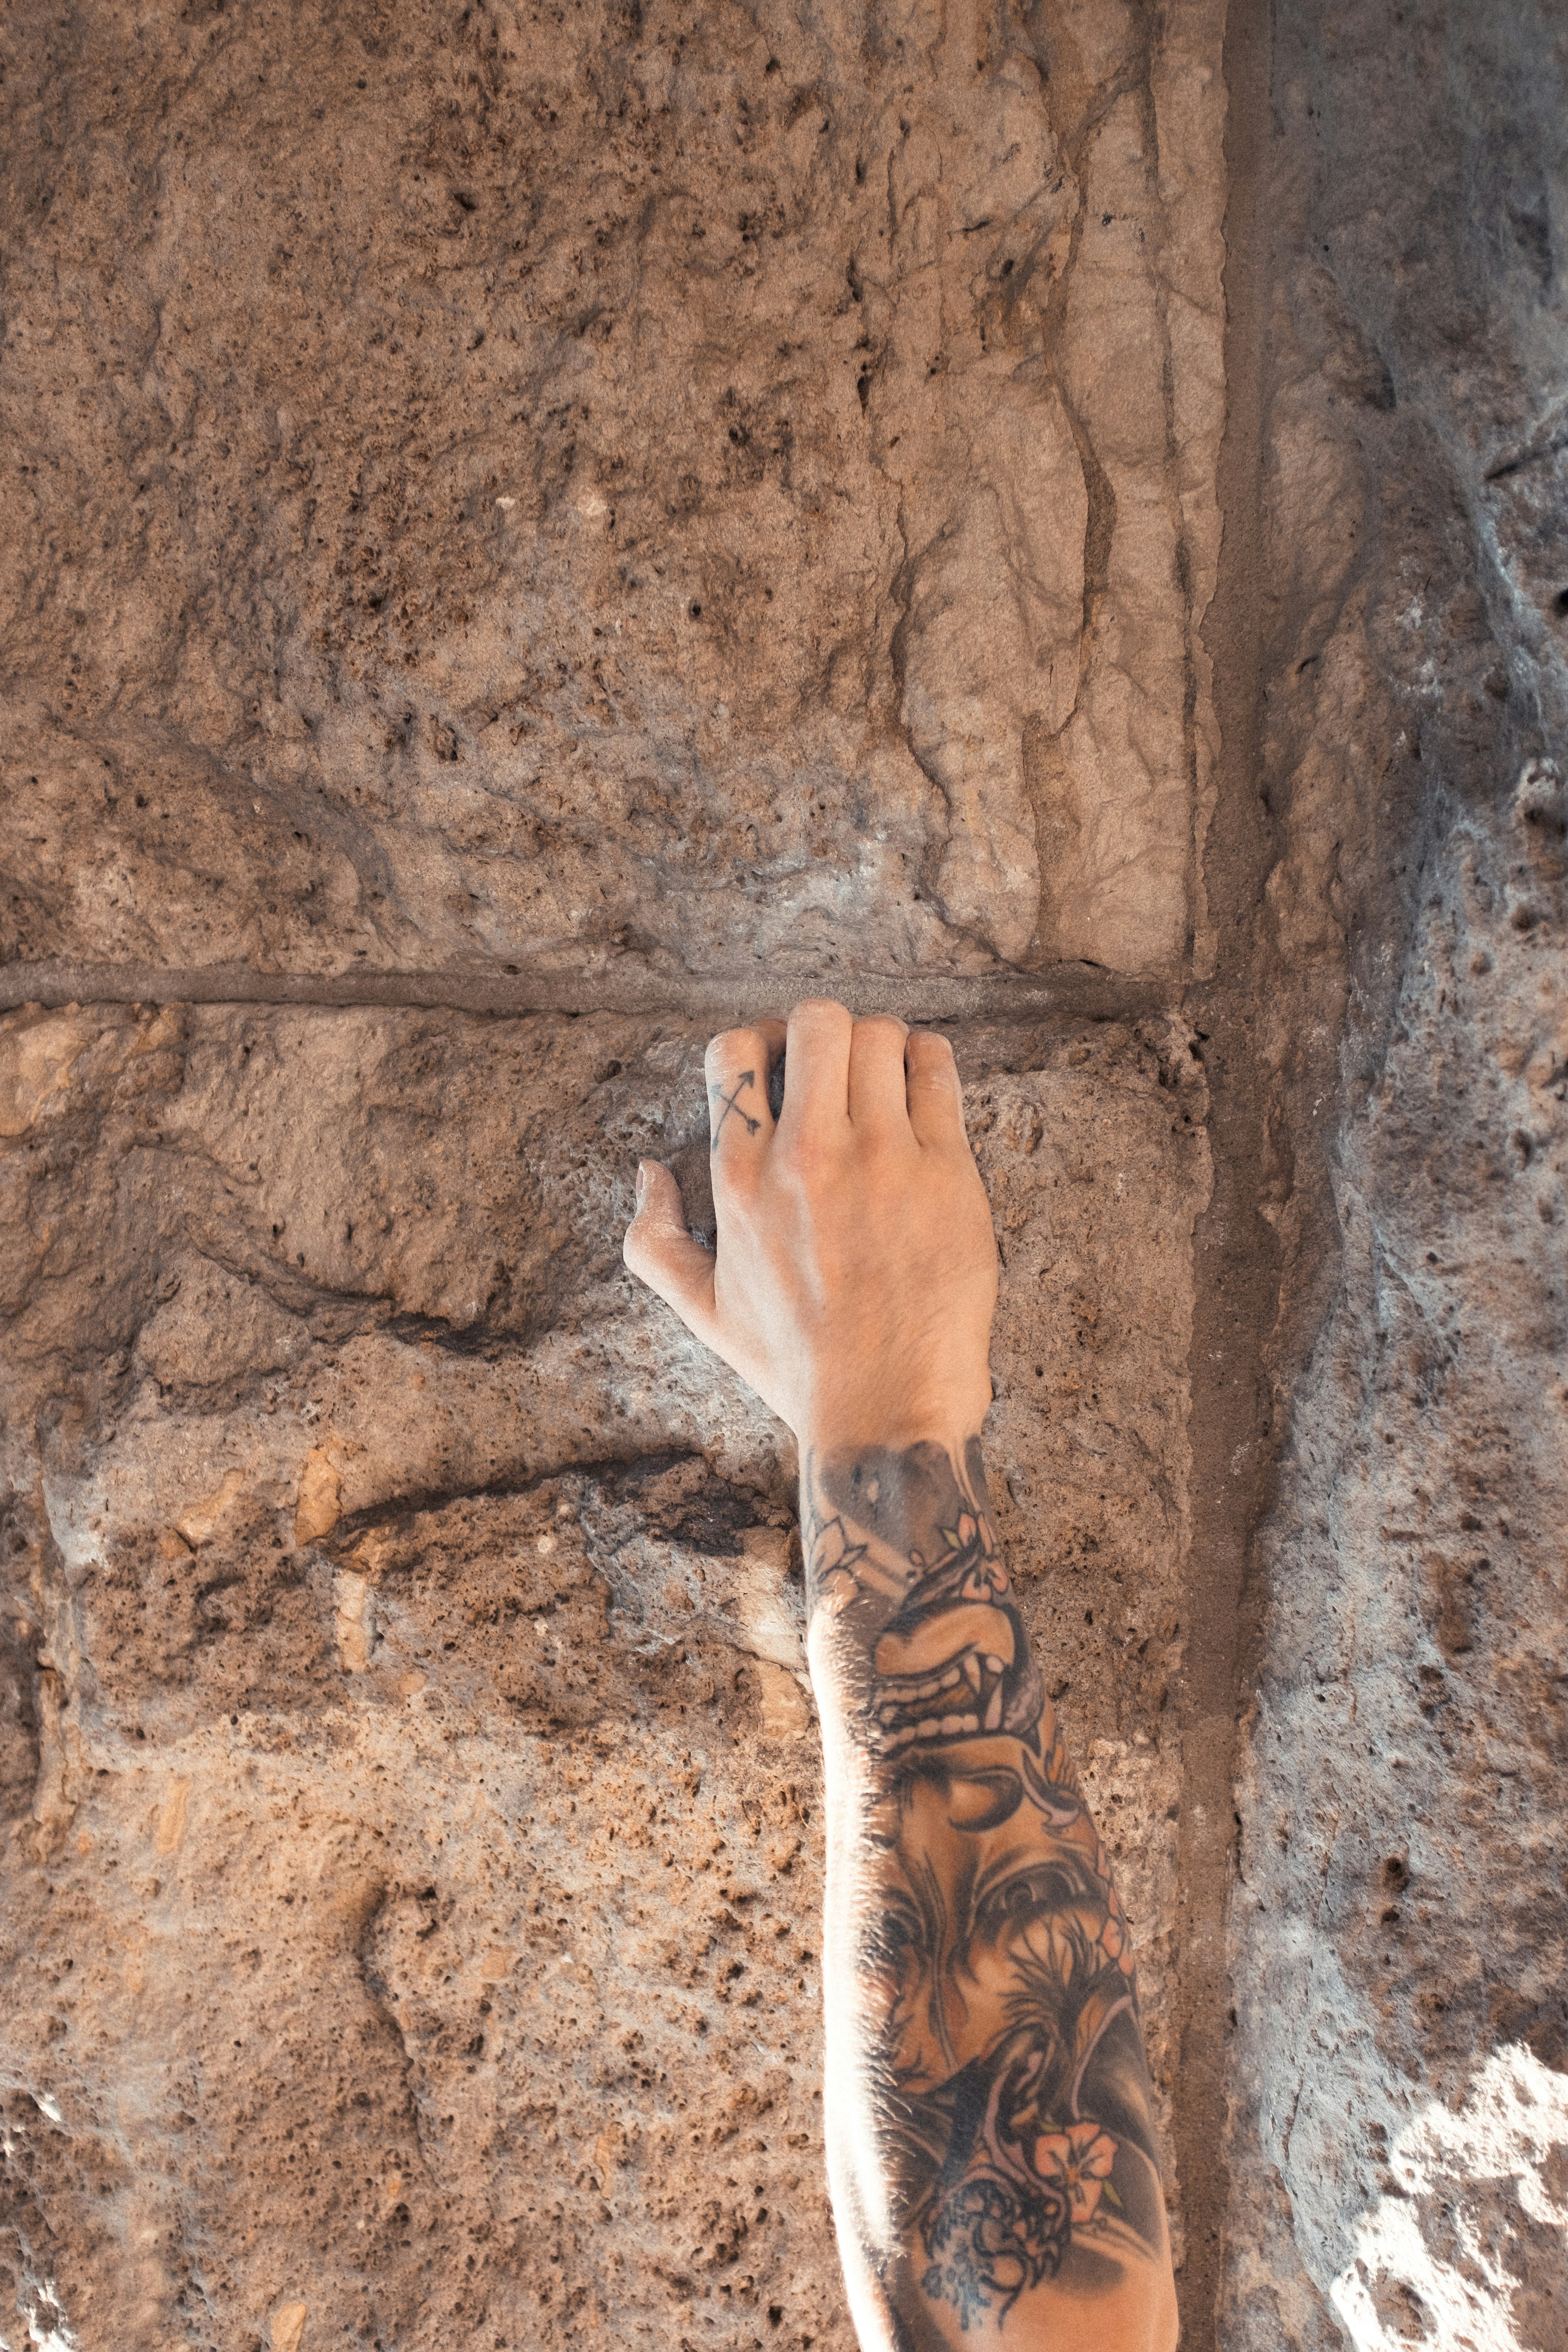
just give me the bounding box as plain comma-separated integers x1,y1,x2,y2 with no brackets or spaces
623,1160,718,1338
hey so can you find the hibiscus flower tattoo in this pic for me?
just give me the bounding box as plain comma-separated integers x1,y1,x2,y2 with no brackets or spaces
1035,2122,1119,2226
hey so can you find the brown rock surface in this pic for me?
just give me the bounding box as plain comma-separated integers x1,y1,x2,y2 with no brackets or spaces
1221,4,1568,2346
0,0,1223,988
7,0,1568,2345
0,1007,1204,2345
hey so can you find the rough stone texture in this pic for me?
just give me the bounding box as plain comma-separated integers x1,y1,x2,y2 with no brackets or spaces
0,5,1234,2333
8,0,1568,2346
0,0,1224,986
0,1006,1204,2346
1223,5,1568,2348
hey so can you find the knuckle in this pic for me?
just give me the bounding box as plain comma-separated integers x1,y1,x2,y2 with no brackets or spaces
853,1134,901,1182
774,1130,828,1185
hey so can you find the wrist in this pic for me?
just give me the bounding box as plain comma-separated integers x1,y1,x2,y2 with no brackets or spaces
792,1387,992,1466
799,1428,1000,1609
800,1430,1009,1737
795,1421,985,1469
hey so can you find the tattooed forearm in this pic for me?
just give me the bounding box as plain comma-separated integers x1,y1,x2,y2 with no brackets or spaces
806,1440,1170,2348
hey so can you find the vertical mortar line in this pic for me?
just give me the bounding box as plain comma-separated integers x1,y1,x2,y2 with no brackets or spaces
1172,1,1276,2346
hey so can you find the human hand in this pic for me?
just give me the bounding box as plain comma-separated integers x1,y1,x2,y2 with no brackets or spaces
622,999,998,1452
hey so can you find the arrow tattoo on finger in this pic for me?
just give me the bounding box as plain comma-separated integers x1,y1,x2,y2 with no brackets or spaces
710,1069,761,1152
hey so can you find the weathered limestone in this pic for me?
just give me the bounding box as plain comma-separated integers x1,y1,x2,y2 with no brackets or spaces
1223,5,1568,2346
1229,781,1568,2351
0,0,1224,988
0,1007,1205,2344
6,0,1568,2344
0,7,1232,2314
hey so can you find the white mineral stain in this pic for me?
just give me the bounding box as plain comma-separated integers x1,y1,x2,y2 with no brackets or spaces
40,1470,107,1578
3,2262,77,2352
1329,2043,1568,2351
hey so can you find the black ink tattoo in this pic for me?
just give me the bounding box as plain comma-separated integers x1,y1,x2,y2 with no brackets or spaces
710,1068,761,1151
806,1439,1166,2337
921,2161,1067,2327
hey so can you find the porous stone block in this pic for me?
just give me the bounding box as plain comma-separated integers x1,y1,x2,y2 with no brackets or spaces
1222,2,1568,2341
0,0,1224,987
1230,774,1568,2352
0,1005,1206,2344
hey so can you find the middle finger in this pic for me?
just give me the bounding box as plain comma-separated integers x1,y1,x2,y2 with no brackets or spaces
775,998,855,1142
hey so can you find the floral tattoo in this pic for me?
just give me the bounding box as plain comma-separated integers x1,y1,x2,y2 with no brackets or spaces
806,1439,1165,2336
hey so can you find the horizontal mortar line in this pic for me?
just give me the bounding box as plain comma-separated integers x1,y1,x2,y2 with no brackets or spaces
0,958,1182,1026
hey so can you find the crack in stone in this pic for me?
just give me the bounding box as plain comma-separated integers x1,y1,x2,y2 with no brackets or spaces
354,1882,443,2191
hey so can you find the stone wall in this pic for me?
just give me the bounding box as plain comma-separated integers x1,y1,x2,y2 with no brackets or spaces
1223,5,1568,2347
1,1,1564,2348
0,1003,1204,2347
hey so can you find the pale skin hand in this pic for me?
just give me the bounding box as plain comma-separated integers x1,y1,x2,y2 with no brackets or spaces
624,1000,1179,2352
624,1000,995,1455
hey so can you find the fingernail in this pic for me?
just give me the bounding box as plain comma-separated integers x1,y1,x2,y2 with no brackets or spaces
634,1162,648,1206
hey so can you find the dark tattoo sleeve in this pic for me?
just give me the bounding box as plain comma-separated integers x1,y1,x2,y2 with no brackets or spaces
806,1439,1168,2341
